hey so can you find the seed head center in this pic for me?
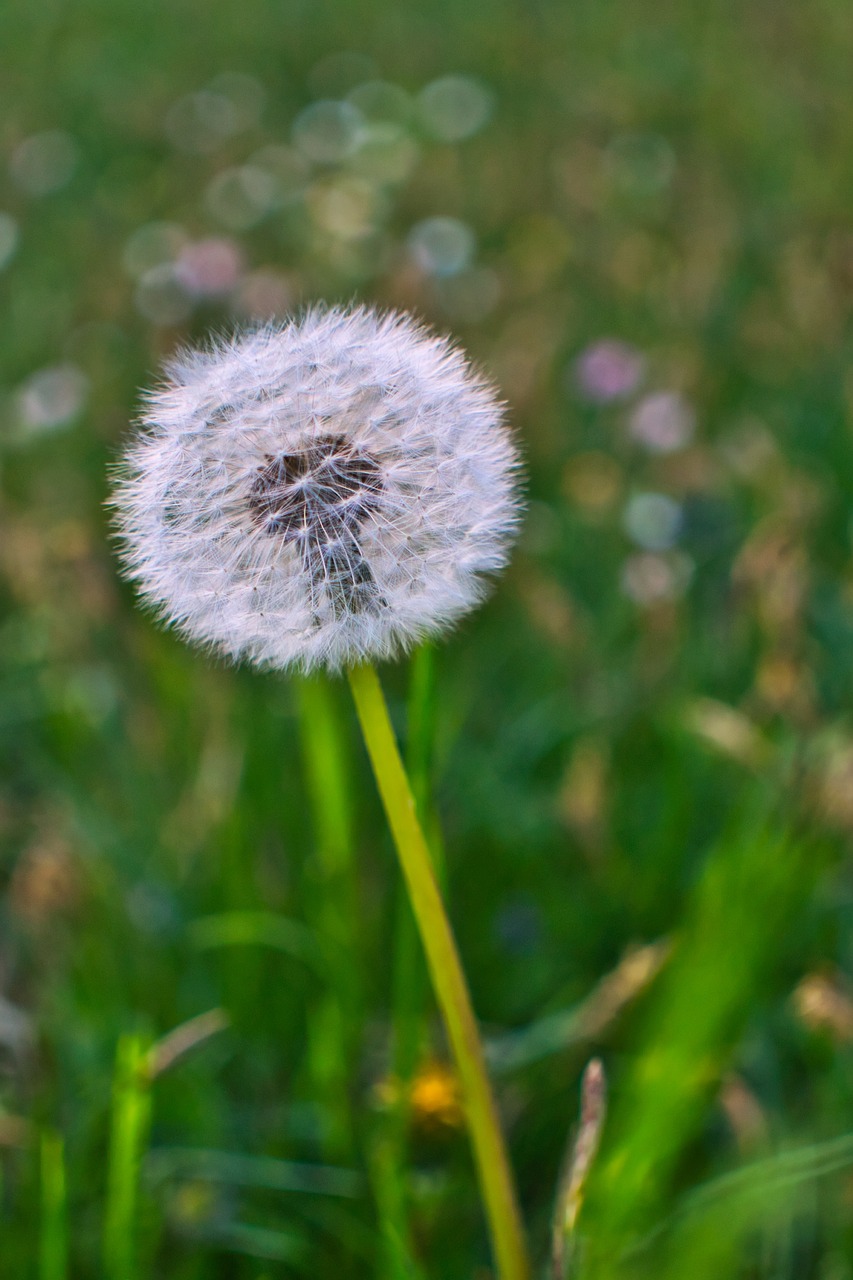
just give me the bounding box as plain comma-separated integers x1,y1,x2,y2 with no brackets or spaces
248,434,383,541
247,433,386,619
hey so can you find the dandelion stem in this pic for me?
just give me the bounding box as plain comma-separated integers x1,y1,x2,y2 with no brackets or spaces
348,661,529,1280
392,644,444,1103
375,644,442,1279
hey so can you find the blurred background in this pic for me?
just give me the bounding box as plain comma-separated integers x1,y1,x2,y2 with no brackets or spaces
2,1,853,1276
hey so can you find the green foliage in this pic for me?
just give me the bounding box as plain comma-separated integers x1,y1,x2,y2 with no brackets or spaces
577,818,826,1275
3,0,853,1275
39,1132,68,1280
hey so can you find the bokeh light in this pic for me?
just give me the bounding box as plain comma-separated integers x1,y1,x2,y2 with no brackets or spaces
407,216,475,276
14,364,88,437
204,165,279,230
0,212,19,270
292,100,365,163
417,75,494,142
10,131,78,196
164,90,242,153
623,492,682,551
572,339,646,404
628,391,696,453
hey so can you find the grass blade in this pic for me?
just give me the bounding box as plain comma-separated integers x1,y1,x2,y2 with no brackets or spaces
103,1033,152,1280
39,1130,68,1280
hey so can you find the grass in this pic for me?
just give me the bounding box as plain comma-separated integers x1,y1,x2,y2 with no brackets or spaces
2,0,853,1275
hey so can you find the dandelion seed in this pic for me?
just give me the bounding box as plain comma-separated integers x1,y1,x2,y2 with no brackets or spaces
111,306,521,672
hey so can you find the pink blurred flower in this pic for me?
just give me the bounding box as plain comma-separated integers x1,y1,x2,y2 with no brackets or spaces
628,390,695,453
234,269,295,319
573,339,645,404
174,237,245,298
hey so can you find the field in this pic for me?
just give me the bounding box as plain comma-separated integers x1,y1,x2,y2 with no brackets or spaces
3,1,853,1276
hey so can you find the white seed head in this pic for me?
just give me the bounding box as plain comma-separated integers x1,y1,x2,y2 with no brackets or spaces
111,306,522,672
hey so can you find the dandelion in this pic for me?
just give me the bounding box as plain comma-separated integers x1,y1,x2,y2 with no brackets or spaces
111,304,529,1280
113,306,520,673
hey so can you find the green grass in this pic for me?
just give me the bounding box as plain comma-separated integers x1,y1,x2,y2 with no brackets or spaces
3,0,853,1275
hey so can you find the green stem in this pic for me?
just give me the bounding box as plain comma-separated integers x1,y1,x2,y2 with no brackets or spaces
376,645,441,1278
392,644,443,1100
348,662,529,1280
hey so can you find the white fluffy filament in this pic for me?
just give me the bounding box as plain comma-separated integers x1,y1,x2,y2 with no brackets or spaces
112,306,521,672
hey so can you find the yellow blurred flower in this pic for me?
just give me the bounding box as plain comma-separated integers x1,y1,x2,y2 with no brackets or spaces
409,1060,463,1132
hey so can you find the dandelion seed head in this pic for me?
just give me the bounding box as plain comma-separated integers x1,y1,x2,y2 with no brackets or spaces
112,306,521,671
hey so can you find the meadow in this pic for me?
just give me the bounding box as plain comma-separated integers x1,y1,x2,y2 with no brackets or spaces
2,1,853,1276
